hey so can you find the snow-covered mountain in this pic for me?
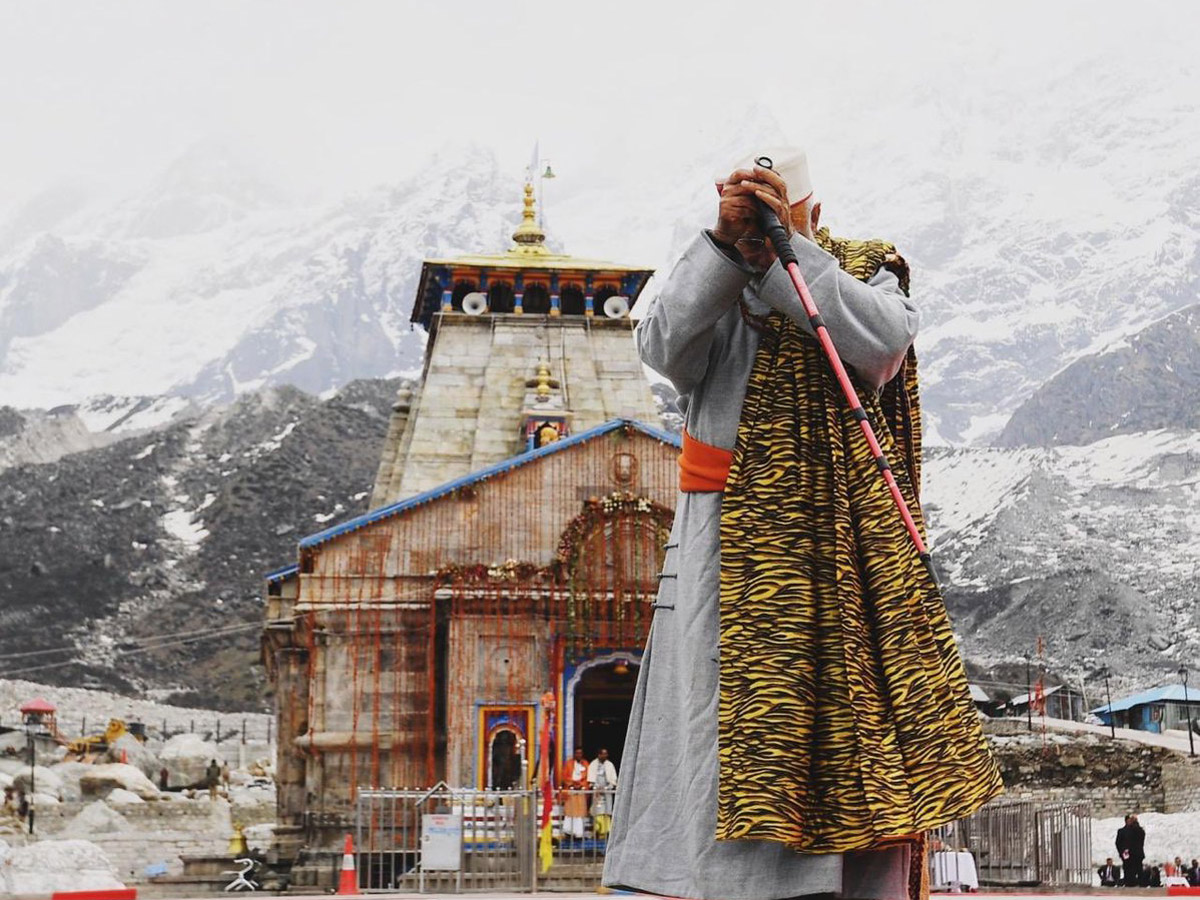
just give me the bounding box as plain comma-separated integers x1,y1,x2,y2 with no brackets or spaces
1,288,1197,705
0,378,404,710
0,21,1198,707
924,428,1200,691
997,303,1200,447
0,143,523,408
3,31,1199,445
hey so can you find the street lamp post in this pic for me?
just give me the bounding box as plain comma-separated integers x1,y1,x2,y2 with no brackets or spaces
1180,666,1195,758
1101,666,1116,739
26,729,35,835
19,698,56,836
1025,655,1033,732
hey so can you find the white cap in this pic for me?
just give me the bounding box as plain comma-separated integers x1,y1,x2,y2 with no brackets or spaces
722,146,813,205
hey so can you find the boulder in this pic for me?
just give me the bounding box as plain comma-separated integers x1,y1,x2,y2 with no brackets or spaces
10,764,63,799
31,792,60,807
62,800,131,836
228,783,276,824
106,734,161,779
244,822,275,851
78,763,160,801
0,838,125,893
106,788,145,804
159,734,224,785
0,733,25,757
49,761,96,802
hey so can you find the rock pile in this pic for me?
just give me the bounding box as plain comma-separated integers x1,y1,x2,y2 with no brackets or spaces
991,731,1175,791
0,838,125,894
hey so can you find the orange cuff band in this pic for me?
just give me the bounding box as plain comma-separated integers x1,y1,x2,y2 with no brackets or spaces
679,429,733,493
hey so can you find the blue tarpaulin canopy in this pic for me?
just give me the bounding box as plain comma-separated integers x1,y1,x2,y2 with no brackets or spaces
1091,683,1199,715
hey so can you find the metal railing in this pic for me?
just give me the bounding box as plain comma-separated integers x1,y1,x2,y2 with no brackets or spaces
353,785,617,892
356,789,1093,892
0,715,276,746
929,799,1092,888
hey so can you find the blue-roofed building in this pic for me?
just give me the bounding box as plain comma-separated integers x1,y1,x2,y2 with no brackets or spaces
1092,683,1200,733
260,182,678,886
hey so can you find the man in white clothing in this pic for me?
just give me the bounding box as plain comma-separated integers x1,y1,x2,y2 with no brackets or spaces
587,748,618,837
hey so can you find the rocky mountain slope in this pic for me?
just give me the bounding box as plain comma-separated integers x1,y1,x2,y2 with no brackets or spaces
997,303,1200,447
924,429,1200,692
2,372,1196,707
0,378,404,710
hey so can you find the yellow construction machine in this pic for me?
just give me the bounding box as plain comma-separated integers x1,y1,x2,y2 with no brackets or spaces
64,719,142,758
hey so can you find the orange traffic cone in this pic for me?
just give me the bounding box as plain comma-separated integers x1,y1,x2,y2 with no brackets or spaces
337,833,358,895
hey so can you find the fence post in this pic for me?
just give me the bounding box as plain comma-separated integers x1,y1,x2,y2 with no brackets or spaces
162,717,168,739
81,717,87,738
190,719,194,733
242,719,247,744
267,718,273,745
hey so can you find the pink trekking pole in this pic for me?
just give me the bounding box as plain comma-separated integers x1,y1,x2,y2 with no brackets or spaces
752,155,938,586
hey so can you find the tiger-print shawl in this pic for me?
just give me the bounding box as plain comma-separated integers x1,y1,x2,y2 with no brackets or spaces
716,229,1003,865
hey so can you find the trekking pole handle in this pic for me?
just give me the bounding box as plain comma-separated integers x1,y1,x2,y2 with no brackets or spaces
752,156,798,267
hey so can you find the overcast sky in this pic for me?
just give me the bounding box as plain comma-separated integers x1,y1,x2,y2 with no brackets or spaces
3,0,1194,211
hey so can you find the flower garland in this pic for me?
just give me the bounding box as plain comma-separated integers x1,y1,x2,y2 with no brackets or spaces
434,559,549,585
553,491,673,578
432,492,674,587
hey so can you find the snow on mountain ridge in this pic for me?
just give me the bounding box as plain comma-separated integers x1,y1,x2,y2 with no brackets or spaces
1,42,1198,441
924,429,1200,675
0,143,524,408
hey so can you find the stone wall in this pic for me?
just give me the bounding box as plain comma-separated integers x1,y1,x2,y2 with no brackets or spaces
987,728,1200,817
32,798,274,883
385,317,661,500
1161,756,1200,812
998,785,1158,819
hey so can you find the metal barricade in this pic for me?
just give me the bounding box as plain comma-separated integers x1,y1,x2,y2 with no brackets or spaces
355,783,537,892
928,799,1092,888
543,786,615,885
354,784,617,892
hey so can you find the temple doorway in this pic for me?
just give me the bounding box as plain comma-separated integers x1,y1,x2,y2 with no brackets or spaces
573,660,639,770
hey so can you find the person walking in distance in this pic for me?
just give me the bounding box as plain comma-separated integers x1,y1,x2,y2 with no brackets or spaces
205,759,221,802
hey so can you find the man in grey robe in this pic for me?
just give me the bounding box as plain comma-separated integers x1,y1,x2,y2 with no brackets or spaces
601,149,920,900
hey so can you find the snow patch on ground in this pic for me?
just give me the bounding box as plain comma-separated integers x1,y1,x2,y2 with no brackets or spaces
1093,812,1200,869
160,508,209,547
73,395,191,435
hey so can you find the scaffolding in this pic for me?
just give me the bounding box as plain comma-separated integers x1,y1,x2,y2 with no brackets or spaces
263,425,679,883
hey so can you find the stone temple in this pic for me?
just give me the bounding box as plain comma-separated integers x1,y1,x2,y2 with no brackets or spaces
261,180,680,886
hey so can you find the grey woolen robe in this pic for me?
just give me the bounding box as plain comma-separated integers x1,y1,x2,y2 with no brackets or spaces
601,230,921,900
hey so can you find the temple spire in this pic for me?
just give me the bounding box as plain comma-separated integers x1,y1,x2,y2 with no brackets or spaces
510,182,549,255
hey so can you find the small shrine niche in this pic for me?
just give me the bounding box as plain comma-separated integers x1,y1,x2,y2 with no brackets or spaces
521,359,571,450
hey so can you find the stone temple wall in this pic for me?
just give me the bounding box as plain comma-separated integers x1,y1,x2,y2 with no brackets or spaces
375,315,661,503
